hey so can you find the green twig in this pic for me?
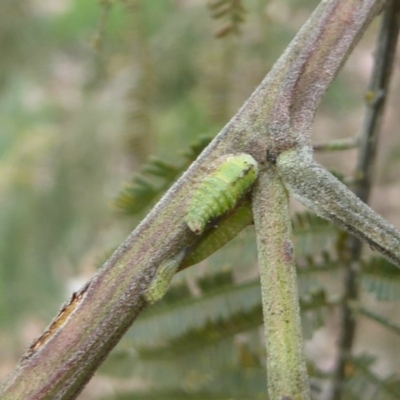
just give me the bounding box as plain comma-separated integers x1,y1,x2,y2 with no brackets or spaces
277,148,400,266
313,137,359,152
329,2,400,399
252,165,310,400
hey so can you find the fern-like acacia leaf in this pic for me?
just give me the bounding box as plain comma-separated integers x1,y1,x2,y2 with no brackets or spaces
207,0,247,38
127,276,333,358
114,136,213,215
362,256,400,301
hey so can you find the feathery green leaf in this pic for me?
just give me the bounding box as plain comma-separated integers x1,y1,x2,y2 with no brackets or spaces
208,0,247,38
114,135,213,215
344,355,400,400
362,256,400,301
292,212,339,258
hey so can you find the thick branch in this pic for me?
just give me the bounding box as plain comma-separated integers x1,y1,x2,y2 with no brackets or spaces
0,1,385,399
222,0,385,159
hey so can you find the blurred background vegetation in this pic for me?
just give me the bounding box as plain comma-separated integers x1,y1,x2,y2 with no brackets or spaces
1,0,400,399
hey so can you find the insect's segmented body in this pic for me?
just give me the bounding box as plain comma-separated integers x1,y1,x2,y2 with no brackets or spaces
185,153,258,234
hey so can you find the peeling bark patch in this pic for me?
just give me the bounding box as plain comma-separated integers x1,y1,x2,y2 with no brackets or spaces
25,283,90,357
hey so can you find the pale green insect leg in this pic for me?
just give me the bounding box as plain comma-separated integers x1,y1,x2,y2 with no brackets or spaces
144,251,186,304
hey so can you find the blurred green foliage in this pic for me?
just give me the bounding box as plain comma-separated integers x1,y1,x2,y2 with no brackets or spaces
1,1,400,399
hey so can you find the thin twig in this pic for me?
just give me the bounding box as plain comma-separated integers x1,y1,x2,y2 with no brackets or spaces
313,137,360,152
358,306,400,337
92,0,114,53
329,2,400,399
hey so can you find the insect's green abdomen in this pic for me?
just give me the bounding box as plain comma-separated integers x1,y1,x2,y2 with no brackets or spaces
185,154,258,234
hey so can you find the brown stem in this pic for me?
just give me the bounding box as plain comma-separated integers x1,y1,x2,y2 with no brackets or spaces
329,2,400,399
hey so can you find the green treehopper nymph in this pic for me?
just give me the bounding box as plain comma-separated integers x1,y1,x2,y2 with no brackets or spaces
185,153,258,234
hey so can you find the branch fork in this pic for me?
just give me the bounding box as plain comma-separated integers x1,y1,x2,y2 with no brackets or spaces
0,1,391,399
